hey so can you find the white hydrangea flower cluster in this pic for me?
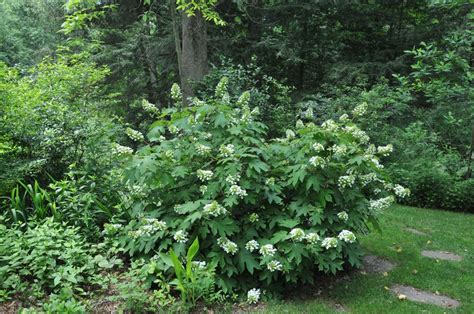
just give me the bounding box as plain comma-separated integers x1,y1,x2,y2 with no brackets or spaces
296,119,305,128
240,105,259,123
339,113,349,122
236,91,251,107
265,177,275,186
196,143,211,155
226,173,241,185
289,228,305,241
192,261,207,270
344,125,370,143
259,244,277,257
168,125,179,135
219,144,235,158
173,230,189,243
245,240,260,252
203,201,227,217
321,119,339,132
215,77,229,99
338,230,356,243
377,144,393,157
217,237,238,255
170,83,182,103
113,144,133,156
369,196,395,212
304,107,314,119
129,219,167,238
286,129,296,139
330,144,347,157
309,156,326,168
312,142,325,152
199,185,207,194
338,175,356,189
352,102,368,116
142,99,159,115
359,173,378,186
103,223,122,235
247,288,261,304
125,128,144,142
197,169,213,181
267,260,283,272
229,184,247,198
249,213,259,222
321,237,338,249
393,184,411,198
337,211,349,222
305,232,320,244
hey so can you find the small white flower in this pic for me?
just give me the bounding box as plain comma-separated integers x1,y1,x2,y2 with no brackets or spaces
330,144,347,157
339,113,349,122
304,107,314,119
249,213,259,222
171,83,182,102
359,173,378,186
203,201,227,217
192,261,207,270
305,233,320,244
200,185,208,194
321,237,338,249
352,102,368,116
173,230,188,243
338,175,356,189
312,143,325,152
168,125,179,134
309,156,325,168
322,119,339,132
245,240,260,252
237,91,251,107
142,99,159,115
218,237,238,255
286,129,296,139
197,169,213,181
265,177,275,186
377,144,393,157
393,184,410,198
220,144,235,158
289,228,305,241
196,143,212,155
247,288,261,304
337,211,349,222
369,196,394,212
259,244,277,257
226,173,241,185
338,230,356,243
125,128,144,142
113,144,133,156
229,184,247,198
267,260,283,272
296,119,304,129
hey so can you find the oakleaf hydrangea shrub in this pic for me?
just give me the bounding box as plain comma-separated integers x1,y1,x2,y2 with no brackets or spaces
116,78,407,292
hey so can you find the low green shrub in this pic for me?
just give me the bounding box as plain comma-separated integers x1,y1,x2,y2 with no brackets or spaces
112,79,406,294
0,217,100,302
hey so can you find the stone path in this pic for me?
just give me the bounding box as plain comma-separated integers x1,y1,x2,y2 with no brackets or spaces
361,255,396,274
390,284,460,308
421,250,463,261
404,227,427,236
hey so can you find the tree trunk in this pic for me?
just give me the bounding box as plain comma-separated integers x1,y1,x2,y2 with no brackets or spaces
180,11,208,102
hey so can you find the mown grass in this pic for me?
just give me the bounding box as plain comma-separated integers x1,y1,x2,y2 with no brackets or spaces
260,205,474,313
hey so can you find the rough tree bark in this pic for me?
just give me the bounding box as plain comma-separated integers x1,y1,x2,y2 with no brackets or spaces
179,11,208,102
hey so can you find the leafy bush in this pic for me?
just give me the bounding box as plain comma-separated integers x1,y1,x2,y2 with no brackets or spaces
197,58,295,136
0,217,100,301
114,79,404,293
0,54,124,194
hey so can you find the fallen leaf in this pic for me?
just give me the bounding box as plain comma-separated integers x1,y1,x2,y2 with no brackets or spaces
412,269,418,275
398,294,407,300
435,291,440,295
384,286,389,290
360,271,367,275
427,240,432,244
383,272,388,277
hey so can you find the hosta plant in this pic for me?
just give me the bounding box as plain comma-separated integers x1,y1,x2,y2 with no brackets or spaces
113,78,408,293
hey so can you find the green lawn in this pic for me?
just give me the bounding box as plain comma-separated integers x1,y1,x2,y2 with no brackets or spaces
261,205,474,313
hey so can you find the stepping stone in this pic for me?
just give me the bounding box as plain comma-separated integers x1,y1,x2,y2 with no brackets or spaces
390,284,460,308
361,255,396,273
405,227,427,235
421,250,462,261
